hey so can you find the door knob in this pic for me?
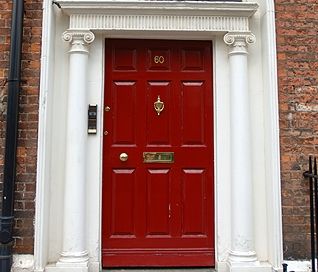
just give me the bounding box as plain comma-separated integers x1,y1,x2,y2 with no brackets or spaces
119,153,128,162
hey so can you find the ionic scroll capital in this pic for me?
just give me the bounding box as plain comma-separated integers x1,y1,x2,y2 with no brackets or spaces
62,30,95,54
224,32,256,55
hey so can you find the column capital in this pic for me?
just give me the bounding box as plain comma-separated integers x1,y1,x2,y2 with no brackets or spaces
62,30,95,54
224,32,256,55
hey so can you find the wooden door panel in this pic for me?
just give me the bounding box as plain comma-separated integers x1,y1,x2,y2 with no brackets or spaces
113,48,137,71
103,39,214,267
181,81,206,146
147,48,171,71
111,81,137,145
182,169,207,236
146,81,171,146
110,169,136,237
181,48,205,71
146,169,171,236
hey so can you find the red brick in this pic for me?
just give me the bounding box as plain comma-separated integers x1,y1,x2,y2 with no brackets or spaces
0,0,42,254
276,0,318,259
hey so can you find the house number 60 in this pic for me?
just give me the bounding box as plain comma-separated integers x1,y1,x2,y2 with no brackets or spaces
154,55,165,64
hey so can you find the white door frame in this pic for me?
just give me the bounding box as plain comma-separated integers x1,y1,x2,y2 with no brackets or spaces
34,1,283,272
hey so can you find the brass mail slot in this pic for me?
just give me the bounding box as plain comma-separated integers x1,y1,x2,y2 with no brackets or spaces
143,152,174,163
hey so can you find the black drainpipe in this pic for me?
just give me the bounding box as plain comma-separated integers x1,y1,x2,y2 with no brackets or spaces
0,1,24,271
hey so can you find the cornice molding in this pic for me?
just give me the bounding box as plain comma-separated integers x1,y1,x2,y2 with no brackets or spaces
58,1,259,16
58,0,258,33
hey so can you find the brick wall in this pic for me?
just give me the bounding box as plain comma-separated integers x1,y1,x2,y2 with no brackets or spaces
0,0,42,254
276,0,318,259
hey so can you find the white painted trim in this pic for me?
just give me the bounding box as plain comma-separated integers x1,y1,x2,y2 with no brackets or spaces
58,1,258,33
33,1,283,272
59,0,258,17
69,14,250,32
34,0,55,271
261,0,283,270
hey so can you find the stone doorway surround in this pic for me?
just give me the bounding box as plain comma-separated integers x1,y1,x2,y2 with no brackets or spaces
34,1,283,272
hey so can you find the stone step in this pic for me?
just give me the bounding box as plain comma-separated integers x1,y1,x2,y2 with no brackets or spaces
103,269,215,272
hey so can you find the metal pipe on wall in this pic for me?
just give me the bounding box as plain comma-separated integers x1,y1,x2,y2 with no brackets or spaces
0,1,24,271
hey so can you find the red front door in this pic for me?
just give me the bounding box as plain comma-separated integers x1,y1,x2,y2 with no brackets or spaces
102,39,214,267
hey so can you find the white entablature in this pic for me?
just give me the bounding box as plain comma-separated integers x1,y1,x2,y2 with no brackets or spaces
58,0,258,33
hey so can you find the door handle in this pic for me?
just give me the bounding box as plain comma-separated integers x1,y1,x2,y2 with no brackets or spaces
119,153,128,162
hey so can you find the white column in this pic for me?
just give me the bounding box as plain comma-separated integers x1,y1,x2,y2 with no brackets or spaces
56,30,95,271
224,32,259,271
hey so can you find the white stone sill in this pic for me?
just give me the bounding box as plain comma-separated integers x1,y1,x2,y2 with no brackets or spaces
283,260,312,272
11,254,34,272
10,255,314,272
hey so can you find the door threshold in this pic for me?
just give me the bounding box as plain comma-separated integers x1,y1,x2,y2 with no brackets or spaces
102,269,215,272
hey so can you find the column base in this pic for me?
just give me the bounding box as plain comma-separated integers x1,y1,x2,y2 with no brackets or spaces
46,266,88,272
53,250,89,271
226,260,273,272
57,250,89,264
228,250,257,263
44,261,100,272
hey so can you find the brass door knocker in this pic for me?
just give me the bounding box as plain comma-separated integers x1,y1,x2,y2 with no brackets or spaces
154,95,164,116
